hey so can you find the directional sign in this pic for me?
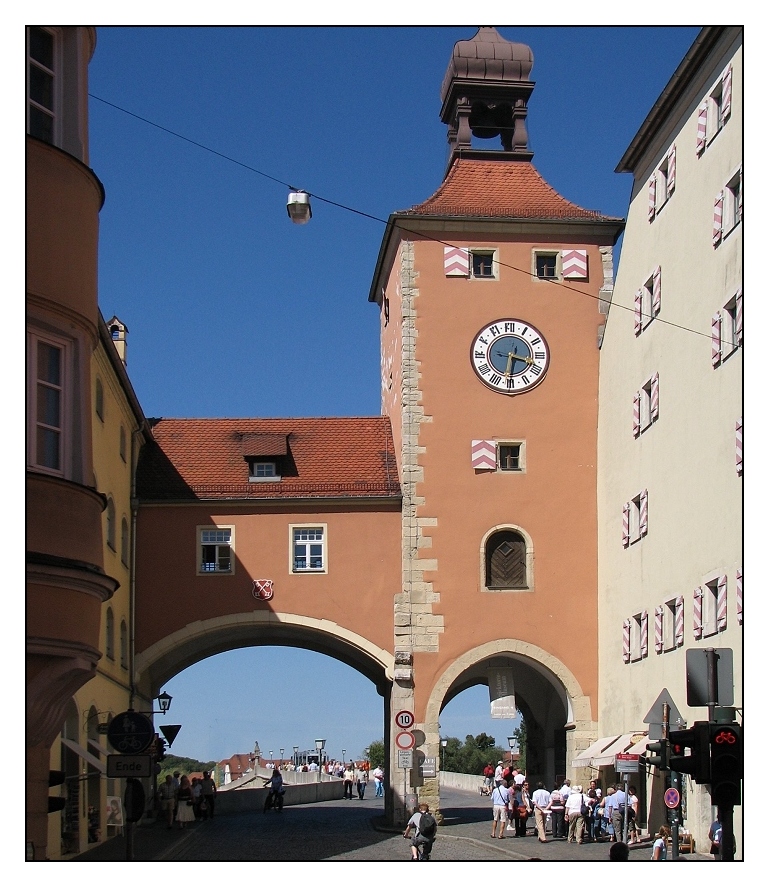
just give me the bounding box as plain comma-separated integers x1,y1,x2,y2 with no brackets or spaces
643,688,684,741
107,710,154,754
420,757,436,777
664,787,680,809
395,730,415,750
394,710,415,730
615,753,640,773
107,755,152,778
398,750,413,769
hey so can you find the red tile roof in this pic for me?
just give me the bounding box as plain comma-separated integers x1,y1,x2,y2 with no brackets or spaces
137,417,400,501
404,158,622,222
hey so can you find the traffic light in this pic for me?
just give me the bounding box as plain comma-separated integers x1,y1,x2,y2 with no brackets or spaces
709,722,741,806
48,770,66,813
642,738,669,770
156,737,168,761
669,722,710,783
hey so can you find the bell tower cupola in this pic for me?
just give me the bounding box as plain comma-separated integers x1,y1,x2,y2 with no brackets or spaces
440,26,534,170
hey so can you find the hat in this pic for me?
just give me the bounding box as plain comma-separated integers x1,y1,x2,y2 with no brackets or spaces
498,760,503,765
575,785,583,793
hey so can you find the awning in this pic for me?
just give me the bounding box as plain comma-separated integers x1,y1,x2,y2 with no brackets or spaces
571,731,648,769
61,737,106,773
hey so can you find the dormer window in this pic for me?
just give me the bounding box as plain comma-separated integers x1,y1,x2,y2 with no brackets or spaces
249,460,281,482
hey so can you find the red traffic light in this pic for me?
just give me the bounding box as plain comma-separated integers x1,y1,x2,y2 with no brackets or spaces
712,727,738,746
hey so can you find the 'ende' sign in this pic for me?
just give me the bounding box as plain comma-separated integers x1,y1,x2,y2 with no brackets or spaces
107,755,152,778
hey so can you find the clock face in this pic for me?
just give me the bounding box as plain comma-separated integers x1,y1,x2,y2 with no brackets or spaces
470,319,550,394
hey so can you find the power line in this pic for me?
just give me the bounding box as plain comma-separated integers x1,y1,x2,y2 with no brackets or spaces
89,93,739,348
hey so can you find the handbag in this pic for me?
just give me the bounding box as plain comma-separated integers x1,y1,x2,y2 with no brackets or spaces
580,796,590,818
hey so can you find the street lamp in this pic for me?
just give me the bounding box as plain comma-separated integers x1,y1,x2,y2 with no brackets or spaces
315,739,325,781
280,747,284,768
508,735,517,766
293,745,299,767
440,737,447,771
269,750,273,767
156,691,172,714
287,189,312,224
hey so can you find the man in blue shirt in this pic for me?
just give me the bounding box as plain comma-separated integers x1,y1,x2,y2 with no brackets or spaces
611,783,628,842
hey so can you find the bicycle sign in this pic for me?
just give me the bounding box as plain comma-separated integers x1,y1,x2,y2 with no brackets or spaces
107,710,154,754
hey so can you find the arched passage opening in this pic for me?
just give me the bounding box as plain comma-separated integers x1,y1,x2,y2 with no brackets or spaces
420,640,596,816
134,611,396,817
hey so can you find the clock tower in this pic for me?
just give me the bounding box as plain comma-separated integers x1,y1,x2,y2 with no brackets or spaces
369,27,624,818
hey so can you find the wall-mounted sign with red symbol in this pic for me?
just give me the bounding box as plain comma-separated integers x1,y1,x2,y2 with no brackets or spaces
395,731,415,751
252,580,274,600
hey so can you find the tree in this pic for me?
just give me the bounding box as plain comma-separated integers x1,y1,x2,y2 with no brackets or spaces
512,722,527,773
443,734,508,775
367,740,385,769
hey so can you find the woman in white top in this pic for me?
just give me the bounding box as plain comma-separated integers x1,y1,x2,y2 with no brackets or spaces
651,825,670,860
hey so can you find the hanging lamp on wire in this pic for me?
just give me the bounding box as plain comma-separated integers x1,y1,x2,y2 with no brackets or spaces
287,189,312,224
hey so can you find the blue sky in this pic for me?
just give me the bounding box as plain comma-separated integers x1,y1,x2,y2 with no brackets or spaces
21,20,725,766
85,24,705,766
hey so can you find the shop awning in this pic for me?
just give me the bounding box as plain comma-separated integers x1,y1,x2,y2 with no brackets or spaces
61,737,106,773
571,731,648,769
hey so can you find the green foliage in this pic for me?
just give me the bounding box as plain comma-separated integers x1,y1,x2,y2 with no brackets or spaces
367,740,385,769
512,722,527,773
157,754,217,785
442,733,508,776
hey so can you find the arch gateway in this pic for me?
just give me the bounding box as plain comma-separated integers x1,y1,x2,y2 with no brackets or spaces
133,27,622,827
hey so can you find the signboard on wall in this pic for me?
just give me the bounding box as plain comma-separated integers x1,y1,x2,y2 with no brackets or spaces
398,750,413,769
488,667,516,719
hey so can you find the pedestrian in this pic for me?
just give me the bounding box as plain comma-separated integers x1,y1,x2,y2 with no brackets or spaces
175,775,195,829
158,774,177,829
565,783,587,844
373,764,385,797
651,825,670,860
531,781,551,844
493,760,504,787
343,764,355,799
601,786,617,840
626,785,639,844
584,787,599,841
191,776,203,819
611,783,628,843
549,783,566,839
609,841,630,861
490,779,510,839
514,780,533,837
171,771,181,822
200,770,216,819
356,764,368,799
708,813,736,859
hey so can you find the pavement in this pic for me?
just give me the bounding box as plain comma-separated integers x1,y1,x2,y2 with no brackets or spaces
71,786,712,863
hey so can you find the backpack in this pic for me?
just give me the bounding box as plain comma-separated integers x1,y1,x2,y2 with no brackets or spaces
420,812,437,838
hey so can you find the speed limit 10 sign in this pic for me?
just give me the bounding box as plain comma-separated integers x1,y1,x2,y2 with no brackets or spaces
394,710,415,730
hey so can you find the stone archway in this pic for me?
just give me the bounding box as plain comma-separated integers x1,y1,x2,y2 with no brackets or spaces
417,639,596,815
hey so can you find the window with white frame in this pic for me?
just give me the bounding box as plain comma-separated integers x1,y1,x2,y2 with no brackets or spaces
249,460,281,482
712,290,743,367
533,250,559,281
662,597,684,652
635,267,661,334
291,525,326,573
701,576,727,638
697,65,732,156
648,146,676,220
622,490,648,547
630,611,648,661
470,249,497,279
723,168,743,235
498,442,525,472
633,373,659,436
28,333,67,475
198,527,234,574
27,26,58,144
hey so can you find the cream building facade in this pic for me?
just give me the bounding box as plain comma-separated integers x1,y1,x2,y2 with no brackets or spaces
596,26,742,855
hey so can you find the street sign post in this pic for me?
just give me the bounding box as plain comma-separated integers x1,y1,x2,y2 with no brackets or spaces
398,750,413,769
394,710,415,730
664,787,681,809
107,710,154,754
420,757,436,777
395,731,415,750
615,753,640,774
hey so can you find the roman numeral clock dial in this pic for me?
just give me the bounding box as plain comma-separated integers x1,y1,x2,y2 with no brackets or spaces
470,319,550,394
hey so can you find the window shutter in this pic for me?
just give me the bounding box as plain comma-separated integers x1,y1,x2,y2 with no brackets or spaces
712,312,722,367
654,606,664,654
666,144,676,195
675,596,685,646
639,489,648,537
648,177,656,220
652,265,661,315
561,249,588,279
737,165,743,223
640,610,649,658
696,102,708,154
634,290,642,335
717,574,727,630
736,417,742,476
734,288,743,345
721,63,732,120
650,373,660,420
622,619,631,663
736,568,742,625
713,191,724,245
622,503,631,547
444,246,470,277
633,392,641,437
693,587,704,639
471,439,496,470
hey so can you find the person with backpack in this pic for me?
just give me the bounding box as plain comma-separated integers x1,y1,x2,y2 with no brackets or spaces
404,802,438,859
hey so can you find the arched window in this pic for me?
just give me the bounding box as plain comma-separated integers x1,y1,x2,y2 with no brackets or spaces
485,529,528,589
105,607,114,659
106,498,116,550
95,377,104,421
120,517,129,565
120,620,128,669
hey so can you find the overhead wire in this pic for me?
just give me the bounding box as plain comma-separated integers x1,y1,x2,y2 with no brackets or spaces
89,93,740,348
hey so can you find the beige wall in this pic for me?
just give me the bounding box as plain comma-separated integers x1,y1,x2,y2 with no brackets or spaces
598,32,742,852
